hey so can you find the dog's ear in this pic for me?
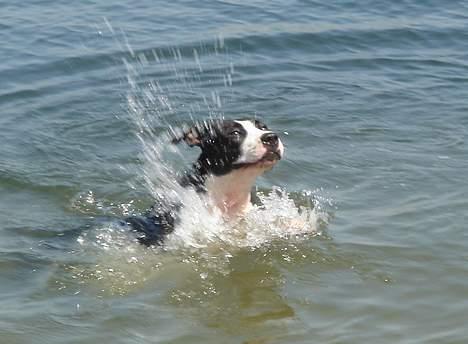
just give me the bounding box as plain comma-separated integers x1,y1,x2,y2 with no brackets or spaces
171,120,220,147
171,126,202,147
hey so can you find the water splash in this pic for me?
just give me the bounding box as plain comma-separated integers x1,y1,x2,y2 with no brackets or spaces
165,187,325,251
71,185,328,296
71,33,332,294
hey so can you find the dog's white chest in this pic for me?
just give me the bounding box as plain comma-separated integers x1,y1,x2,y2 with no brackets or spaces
204,169,262,218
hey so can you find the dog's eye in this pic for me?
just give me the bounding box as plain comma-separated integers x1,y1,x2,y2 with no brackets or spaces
259,125,268,131
230,130,241,137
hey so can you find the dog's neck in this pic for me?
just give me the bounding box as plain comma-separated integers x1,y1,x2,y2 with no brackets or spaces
180,161,266,218
204,167,264,218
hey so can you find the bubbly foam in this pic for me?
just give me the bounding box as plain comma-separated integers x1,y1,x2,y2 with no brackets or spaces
164,187,324,250
73,186,328,295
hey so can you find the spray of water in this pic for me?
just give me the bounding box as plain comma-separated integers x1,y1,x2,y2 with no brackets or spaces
124,46,329,250
71,27,332,294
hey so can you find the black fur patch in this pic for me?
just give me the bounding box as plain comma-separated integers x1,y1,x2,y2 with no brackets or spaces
175,119,251,190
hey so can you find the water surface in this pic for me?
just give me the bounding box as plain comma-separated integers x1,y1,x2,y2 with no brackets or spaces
1,1,468,343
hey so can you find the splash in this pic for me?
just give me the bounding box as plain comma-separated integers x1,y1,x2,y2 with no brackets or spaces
74,33,331,251
70,33,332,295
72,186,328,296
165,187,325,251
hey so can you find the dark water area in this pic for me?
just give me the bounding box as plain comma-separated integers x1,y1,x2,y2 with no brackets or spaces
1,1,468,343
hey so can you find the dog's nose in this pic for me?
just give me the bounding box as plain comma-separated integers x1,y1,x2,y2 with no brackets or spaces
261,132,279,147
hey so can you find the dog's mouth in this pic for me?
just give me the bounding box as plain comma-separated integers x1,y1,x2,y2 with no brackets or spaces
236,150,282,169
260,150,282,162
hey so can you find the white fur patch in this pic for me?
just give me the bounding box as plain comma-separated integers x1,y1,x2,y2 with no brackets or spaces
205,167,264,218
234,120,269,164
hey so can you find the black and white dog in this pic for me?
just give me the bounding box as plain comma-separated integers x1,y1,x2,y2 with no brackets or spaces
126,118,284,245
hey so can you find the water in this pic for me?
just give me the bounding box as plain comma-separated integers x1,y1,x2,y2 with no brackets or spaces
1,0,468,343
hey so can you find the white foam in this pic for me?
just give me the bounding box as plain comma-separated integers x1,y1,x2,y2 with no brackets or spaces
162,187,324,251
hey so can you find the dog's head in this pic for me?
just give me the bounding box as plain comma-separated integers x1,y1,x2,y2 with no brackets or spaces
173,119,284,176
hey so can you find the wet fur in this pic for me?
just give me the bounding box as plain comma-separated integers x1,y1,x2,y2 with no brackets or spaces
125,119,283,245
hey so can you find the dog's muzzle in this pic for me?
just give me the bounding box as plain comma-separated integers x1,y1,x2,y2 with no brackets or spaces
261,132,283,163
262,150,282,161
261,132,279,148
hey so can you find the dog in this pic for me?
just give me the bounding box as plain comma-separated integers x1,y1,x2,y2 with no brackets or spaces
125,118,284,245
